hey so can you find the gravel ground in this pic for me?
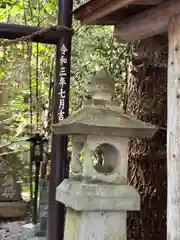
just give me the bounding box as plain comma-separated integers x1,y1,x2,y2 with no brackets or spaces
0,221,46,240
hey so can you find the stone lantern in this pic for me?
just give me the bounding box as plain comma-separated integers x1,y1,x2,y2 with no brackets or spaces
53,69,158,240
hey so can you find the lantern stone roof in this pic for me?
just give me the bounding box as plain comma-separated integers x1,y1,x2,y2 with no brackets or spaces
52,69,158,138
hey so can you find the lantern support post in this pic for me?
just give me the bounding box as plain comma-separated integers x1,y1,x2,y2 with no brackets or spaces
33,161,40,224
28,133,44,224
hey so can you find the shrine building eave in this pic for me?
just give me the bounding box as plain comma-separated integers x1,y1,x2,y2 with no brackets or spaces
73,0,180,42
73,0,164,25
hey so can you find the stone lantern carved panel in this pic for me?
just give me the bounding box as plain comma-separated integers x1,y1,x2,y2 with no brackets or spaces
93,143,118,174
82,135,129,184
70,135,85,179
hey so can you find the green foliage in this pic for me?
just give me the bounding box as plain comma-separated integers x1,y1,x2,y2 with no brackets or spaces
0,0,128,187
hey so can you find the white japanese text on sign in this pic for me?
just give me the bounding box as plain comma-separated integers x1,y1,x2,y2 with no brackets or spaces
58,44,68,121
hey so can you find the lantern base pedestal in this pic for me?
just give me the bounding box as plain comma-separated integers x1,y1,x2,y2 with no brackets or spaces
35,179,49,237
56,179,140,240
64,208,126,240
35,218,47,237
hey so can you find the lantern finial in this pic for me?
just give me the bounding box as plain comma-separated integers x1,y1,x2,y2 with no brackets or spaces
88,69,114,101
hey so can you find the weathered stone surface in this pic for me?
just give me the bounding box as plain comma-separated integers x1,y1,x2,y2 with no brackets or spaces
82,136,129,184
56,179,140,211
0,201,26,218
0,160,25,218
64,208,127,240
0,159,21,202
0,172,21,201
39,180,48,206
35,179,49,237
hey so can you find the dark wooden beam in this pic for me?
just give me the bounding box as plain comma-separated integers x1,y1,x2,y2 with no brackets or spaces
133,0,164,5
114,0,180,42
99,5,151,25
79,5,148,25
73,0,164,24
0,23,72,45
74,0,136,24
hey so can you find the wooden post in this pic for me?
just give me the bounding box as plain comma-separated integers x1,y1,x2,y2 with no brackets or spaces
168,14,180,240
47,1,72,240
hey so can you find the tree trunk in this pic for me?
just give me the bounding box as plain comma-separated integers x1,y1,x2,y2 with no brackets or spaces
127,40,167,239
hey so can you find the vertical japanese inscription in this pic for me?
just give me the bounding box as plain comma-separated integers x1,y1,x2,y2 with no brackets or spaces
58,44,68,121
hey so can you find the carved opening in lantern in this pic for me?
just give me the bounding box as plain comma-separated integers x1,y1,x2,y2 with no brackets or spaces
92,143,118,175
